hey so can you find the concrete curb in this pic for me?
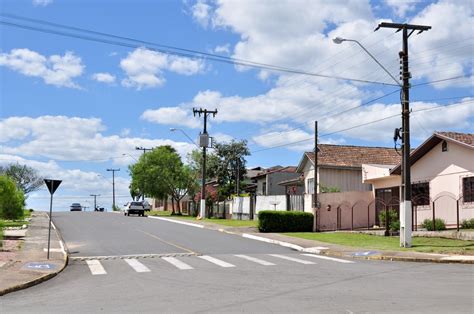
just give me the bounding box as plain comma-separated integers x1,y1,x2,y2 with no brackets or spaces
0,214,69,297
145,216,474,265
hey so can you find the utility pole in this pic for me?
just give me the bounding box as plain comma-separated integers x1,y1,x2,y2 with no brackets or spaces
90,194,100,211
236,158,240,196
107,168,120,211
193,108,218,219
377,22,431,247
135,146,153,201
313,121,318,232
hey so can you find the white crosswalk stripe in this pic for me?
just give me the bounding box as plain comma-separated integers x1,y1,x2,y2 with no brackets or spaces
124,258,151,272
80,253,356,275
162,257,194,270
198,255,235,268
86,260,107,275
268,254,315,265
301,254,355,264
234,254,275,266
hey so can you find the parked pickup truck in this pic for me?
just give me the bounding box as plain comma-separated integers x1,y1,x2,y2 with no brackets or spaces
124,201,145,217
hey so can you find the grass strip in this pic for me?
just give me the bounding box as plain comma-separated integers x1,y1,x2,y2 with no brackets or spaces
285,232,474,255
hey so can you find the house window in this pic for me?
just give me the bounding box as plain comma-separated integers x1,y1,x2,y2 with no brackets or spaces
262,182,267,195
412,182,430,206
463,177,474,203
442,140,448,152
307,178,314,194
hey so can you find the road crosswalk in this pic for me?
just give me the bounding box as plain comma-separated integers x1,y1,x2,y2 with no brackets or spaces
81,253,354,276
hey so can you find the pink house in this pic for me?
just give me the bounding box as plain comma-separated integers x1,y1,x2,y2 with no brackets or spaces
363,132,474,228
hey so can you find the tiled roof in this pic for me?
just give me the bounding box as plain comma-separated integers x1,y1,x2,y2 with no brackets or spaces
305,144,401,168
436,132,474,147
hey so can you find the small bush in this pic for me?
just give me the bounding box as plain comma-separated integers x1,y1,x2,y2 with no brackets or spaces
378,210,399,231
258,210,313,233
0,176,25,220
461,218,474,229
421,218,446,231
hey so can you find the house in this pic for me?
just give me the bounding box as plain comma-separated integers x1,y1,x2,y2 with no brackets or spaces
297,144,401,212
363,132,474,227
253,166,303,196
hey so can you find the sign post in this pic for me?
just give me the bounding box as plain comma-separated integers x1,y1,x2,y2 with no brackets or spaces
44,179,62,259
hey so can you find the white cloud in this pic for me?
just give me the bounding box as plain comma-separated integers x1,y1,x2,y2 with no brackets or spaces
91,72,116,84
120,47,204,89
385,0,419,17
141,107,201,129
0,48,84,88
33,0,53,6
191,0,212,28
0,116,197,163
214,44,230,55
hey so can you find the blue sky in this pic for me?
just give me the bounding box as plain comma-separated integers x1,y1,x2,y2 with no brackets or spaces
1,0,473,211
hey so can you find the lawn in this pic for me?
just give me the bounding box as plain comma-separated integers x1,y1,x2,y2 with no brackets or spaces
285,232,474,255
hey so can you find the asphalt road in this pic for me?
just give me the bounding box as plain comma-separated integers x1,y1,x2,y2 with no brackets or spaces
1,212,473,313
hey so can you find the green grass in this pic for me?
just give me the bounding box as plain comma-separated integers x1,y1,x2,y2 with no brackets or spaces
0,220,28,228
146,210,173,216
200,218,258,227
285,232,474,255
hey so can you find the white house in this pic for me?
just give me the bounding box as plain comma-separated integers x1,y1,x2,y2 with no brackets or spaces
363,132,474,227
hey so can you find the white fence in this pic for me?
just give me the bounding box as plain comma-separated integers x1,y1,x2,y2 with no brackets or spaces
230,195,303,220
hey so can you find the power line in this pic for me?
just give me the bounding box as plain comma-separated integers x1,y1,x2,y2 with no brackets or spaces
0,16,396,86
250,99,473,153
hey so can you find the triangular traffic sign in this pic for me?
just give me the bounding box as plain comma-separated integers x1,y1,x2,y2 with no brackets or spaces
44,179,62,195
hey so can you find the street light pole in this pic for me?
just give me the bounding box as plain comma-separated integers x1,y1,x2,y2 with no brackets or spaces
170,128,199,147
106,168,120,211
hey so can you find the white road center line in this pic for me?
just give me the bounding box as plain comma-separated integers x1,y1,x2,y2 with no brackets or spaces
234,254,275,266
124,259,151,272
198,255,235,268
86,260,107,275
268,254,315,265
162,257,194,270
301,254,355,264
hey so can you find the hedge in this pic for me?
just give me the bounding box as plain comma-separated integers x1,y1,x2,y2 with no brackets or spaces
461,218,474,229
258,210,313,232
421,218,446,231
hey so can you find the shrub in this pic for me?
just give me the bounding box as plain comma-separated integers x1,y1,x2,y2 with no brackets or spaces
258,210,313,232
0,175,25,220
461,218,474,229
421,218,446,231
378,210,399,231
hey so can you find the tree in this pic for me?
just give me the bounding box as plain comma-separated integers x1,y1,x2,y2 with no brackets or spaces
0,175,25,220
0,163,43,196
129,146,197,214
213,140,250,199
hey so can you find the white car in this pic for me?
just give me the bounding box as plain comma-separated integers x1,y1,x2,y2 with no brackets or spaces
124,201,145,217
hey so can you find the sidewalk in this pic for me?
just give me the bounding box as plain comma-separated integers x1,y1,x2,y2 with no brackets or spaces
159,216,474,264
0,212,68,296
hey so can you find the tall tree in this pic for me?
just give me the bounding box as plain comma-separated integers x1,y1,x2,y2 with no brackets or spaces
0,163,43,196
213,140,250,199
129,146,196,214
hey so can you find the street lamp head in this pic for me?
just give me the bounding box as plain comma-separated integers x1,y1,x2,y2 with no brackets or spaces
170,128,177,132
332,37,346,44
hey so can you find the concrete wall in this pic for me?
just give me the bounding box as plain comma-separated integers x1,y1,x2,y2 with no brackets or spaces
230,197,251,220
315,191,374,231
255,195,287,213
